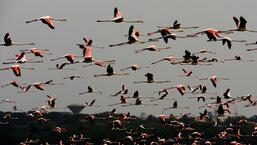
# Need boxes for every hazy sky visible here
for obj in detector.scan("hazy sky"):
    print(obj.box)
[1,0,257,117]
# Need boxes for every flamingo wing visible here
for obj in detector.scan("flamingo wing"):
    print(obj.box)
[4,33,12,45]
[41,18,54,29]
[233,17,239,27]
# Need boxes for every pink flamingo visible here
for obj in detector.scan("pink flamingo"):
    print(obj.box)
[135,44,172,53]
[120,64,149,71]
[79,47,115,67]
[97,7,143,23]
[1,80,20,88]
[51,53,77,64]
[157,19,199,30]
[163,100,189,110]
[208,36,246,49]
[0,64,34,77]
[200,75,228,87]
[187,28,232,41]
[26,16,66,29]
[0,33,35,46]
[151,55,175,65]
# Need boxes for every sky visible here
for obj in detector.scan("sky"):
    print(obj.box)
[1,0,257,117]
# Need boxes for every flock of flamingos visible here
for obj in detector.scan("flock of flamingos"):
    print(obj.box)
[1,7,257,145]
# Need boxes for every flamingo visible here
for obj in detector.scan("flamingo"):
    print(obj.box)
[79,86,102,95]
[63,75,85,80]
[85,99,96,107]
[79,47,115,67]
[187,85,199,93]
[224,16,257,33]
[133,73,171,83]
[193,49,216,55]
[157,19,199,30]
[120,64,149,71]
[1,80,20,88]
[111,84,128,96]
[245,41,257,46]
[179,68,192,77]
[76,37,104,49]
[151,55,175,65]
[187,28,232,41]
[94,64,129,77]
[150,89,172,102]
[109,25,150,47]
[162,84,186,95]
[200,75,228,87]
[135,44,172,53]
[148,28,191,43]
[97,7,143,23]
[208,36,246,49]
[223,88,231,99]
[1,99,16,104]
[0,64,34,77]
[163,101,189,110]
[223,55,253,62]
[217,104,231,116]
[27,47,50,57]
[109,95,128,106]
[19,80,61,92]
[0,33,35,46]
[47,95,57,108]
[25,16,66,29]
[48,63,75,70]
[51,53,76,63]
[3,54,43,64]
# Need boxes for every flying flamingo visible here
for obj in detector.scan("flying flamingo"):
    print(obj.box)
[24,47,51,57]
[161,84,186,96]
[25,16,66,29]
[76,37,104,49]
[200,75,229,87]
[224,16,257,33]
[0,33,35,46]
[79,86,102,95]
[0,64,34,77]
[223,55,253,62]
[63,75,85,80]
[157,19,199,30]
[94,64,129,77]
[133,73,171,83]
[135,44,172,53]
[187,28,232,41]
[120,64,150,71]
[179,68,193,77]
[78,47,115,67]
[151,55,175,65]
[208,36,246,49]
[51,53,77,64]
[1,99,16,104]
[19,80,62,92]
[109,25,151,47]
[3,55,43,64]
[1,80,20,88]
[245,41,257,46]
[109,95,128,106]
[193,49,216,55]
[163,100,189,110]
[187,85,199,93]
[48,63,75,70]
[148,28,192,43]
[47,95,57,108]
[110,84,128,96]
[150,89,173,102]
[97,7,143,23]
